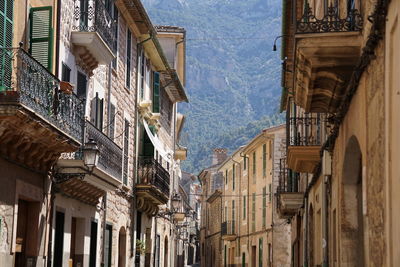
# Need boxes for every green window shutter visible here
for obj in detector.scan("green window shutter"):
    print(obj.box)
[252,193,256,232]
[259,238,263,267]
[263,144,267,177]
[262,187,266,228]
[243,155,247,170]
[29,6,53,70]
[225,169,228,185]
[153,72,160,113]
[109,103,116,140]
[0,0,13,91]
[253,151,256,183]
[232,165,235,190]
[243,196,246,219]
[269,184,272,202]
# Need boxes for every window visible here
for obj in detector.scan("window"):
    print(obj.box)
[112,4,118,69]
[253,151,256,183]
[90,92,104,130]
[269,141,272,159]
[243,195,246,220]
[269,184,272,202]
[77,71,87,99]
[139,49,145,99]
[29,6,53,69]
[153,72,160,112]
[123,119,129,185]
[0,0,13,91]
[108,103,116,140]
[126,29,131,88]
[259,238,263,267]
[225,169,228,185]
[262,187,266,228]
[61,63,71,82]
[243,156,247,170]
[232,164,235,190]
[252,193,256,232]
[232,200,235,223]
[263,144,267,178]
[79,0,89,28]
[104,224,112,267]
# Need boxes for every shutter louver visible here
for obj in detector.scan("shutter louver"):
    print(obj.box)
[109,103,115,139]
[153,72,160,113]
[77,72,87,98]
[0,0,13,91]
[29,7,52,70]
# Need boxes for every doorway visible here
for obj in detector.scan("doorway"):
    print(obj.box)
[341,136,364,266]
[251,245,256,267]
[54,211,65,267]
[164,236,168,267]
[118,227,127,267]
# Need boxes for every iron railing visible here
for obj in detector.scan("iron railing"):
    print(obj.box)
[73,0,117,53]
[221,221,236,236]
[86,121,122,180]
[0,48,84,142]
[137,156,170,197]
[277,158,299,194]
[288,116,323,146]
[296,3,363,33]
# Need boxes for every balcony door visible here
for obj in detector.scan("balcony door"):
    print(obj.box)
[140,126,154,157]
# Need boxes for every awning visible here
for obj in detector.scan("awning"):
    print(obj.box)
[142,119,173,162]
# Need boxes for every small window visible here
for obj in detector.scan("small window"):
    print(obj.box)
[243,195,246,220]
[126,30,131,88]
[232,164,235,190]
[77,71,87,99]
[123,119,130,185]
[61,63,71,82]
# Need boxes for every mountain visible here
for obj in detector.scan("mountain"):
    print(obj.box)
[142,0,283,173]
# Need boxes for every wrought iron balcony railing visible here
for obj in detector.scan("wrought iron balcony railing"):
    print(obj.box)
[297,3,363,34]
[86,121,123,179]
[73,0,117,53]
[137,156,170,197]
[288,116,323,146]
[0,48,84,142]
[277,158,299,194]
[221,221,236,236]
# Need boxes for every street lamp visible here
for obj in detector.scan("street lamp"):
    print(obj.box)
[82,138,100,173]
[171,193,182,212]
[272,35,290,51]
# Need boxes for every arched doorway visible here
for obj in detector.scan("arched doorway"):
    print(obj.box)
[118,227,126,267]
[164,236,168,267]
[341,136,364,266]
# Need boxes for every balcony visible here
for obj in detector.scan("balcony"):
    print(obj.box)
[135,156,170,212]
[0,48,84,172]
[56,121,123,205]
[221,221,236,241]
[287,116,322,173]
[277,159,304,218]
[294,4,363,113]
[71,0,116,74]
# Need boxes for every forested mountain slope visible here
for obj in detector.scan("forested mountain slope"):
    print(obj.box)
[142,0,283,173]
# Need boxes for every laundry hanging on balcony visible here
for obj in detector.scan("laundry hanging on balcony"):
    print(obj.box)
[142,119,173,162]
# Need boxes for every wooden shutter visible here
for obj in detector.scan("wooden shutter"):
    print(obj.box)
[90,94,98,125]
[29,6,53,70]
[77,72,87,98]
[153,72,160,113]
[96,98,104,130]
[263,144,267,177]
[0,0,13,91]
[109,103,115,139]
[126,30,131,88]
[262,187,266,228]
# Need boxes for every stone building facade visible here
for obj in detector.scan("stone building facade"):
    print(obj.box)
[278,0,399,266]
[199,149,228,267]
[0,0,188,267]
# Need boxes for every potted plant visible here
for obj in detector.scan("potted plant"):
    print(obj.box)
[136,239,146,255]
